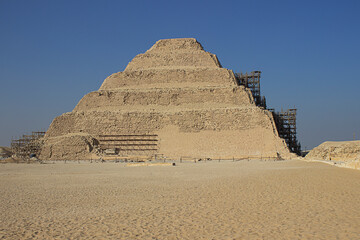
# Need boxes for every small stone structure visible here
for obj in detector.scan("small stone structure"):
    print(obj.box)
[40,38,292,160]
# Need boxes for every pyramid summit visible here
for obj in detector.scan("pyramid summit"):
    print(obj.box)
[40,38,292,160]
[100,38,229,90]
[147,38,205,52]
[124,38,222,71]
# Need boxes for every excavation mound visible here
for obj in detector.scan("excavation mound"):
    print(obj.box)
[305,141,360,161]
[0,147,12,158]
[40,38,291,160]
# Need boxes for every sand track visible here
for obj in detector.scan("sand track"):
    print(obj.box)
[1,160,359,239]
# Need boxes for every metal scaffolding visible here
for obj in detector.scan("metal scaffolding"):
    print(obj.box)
[235,69,301,155]
[234,71,266,108]
[269,109,301,154]
[11,131,46,159]
[98,134,159,156]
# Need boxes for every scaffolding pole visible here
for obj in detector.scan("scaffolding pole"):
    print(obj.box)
[270,109,301,154]
[11,131,46,159]
[234,71,266,108]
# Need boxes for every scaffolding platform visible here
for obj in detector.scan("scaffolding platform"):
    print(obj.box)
[234,71,266,108]
[269,109,301,154]
[11,131,46,159]
[98,134,159,156]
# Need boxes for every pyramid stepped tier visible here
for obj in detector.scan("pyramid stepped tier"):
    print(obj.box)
[124,38,222,71]
[42,107,287,159]
[74,86,254,112]
[147,38,206,52]
[100,67,236,90]
[46,107,276,137]
[124,51,222,71]
[40,38,292,160]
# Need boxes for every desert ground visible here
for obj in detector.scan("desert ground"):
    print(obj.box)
[0,160,359,239]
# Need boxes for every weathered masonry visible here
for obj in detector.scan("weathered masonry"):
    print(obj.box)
[40,38,297,160]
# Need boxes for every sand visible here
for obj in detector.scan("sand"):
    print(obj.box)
[1,160,360,239]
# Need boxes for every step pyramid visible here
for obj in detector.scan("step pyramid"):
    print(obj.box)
[40,38,291,160]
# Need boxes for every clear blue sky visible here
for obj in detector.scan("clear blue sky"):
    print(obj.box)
[1,0,359,149]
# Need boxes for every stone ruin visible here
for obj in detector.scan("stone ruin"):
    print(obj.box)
[39,38,294,160]
[306,141,360,162]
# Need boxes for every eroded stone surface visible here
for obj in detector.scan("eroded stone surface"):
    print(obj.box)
[40,38,291,160]
[306,141,360,161]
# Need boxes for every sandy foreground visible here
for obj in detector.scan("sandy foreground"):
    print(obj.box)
[0,160,359,239]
